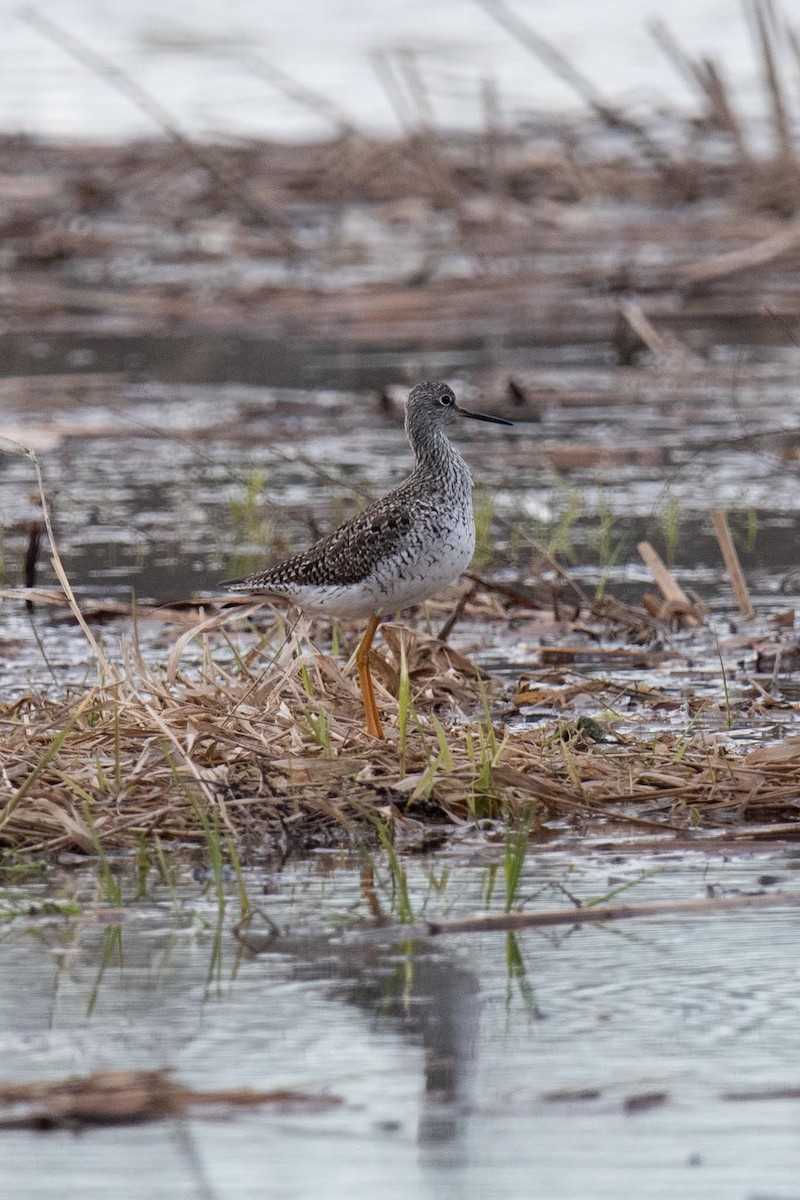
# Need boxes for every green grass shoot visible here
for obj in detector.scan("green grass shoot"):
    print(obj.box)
[81,801,123,906]
[546,479,582,562]
[481,862,498,908]
[593,495,625,597]
[584,866,666,908]
[473,485,496,566]
[373,816,414,923]
[306,705,332,756]
[397,635,411,775]
[503,813,530,912]
[226,835,252,920]
[135,838,150,898]
[505,931,539,1019]
[660,492,681,566]
[714,634,734,730]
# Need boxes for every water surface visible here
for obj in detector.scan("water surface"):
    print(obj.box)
[2,847,800,1198]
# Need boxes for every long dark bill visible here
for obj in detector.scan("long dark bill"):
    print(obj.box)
[456,405,513,426]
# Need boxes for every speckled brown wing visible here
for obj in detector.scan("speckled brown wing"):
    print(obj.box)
[225,490,419,591]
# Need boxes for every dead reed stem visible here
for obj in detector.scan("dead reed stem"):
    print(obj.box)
[427,889,800,935]
[637,541,702,627]
[711,508,755,619]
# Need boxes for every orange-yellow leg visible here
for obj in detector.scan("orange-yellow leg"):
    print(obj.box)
[355,613,384,739]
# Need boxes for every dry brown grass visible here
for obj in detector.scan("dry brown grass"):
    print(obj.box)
[2,595,800,858]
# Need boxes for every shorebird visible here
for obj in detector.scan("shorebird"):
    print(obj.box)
[225,381,512,738]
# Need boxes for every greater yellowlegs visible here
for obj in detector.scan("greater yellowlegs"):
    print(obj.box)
[225,381,512,738]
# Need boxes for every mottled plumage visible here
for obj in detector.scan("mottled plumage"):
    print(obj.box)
[226,382,510,616]
[225,380,512,736]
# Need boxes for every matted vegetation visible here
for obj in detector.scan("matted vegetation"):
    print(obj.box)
[2,578,800,857]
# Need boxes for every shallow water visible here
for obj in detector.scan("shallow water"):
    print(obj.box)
[2,847,800,1198]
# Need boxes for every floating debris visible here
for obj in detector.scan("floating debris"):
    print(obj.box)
[0,1069,341,1130]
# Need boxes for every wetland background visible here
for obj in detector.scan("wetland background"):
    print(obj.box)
[3,1,800,1197]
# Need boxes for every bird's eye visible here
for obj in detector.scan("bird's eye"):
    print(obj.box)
[439,393,453,406]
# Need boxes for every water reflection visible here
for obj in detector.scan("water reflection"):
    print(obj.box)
[2,850,800,1199]
[238,912,480,1150]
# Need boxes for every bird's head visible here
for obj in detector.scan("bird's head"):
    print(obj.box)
[404,381,512,438]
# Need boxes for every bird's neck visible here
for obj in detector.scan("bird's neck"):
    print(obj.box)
[409,425,471,487]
